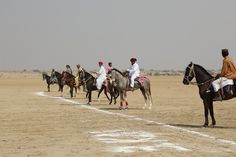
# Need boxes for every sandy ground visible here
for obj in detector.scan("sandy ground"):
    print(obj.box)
[0,72,236,157]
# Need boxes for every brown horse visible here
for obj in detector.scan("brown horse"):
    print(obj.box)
[61,71,77,98]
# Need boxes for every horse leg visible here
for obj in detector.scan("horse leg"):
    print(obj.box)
[119,91,124,110]
[75,86,77,94]
[147,92,153,110]
[70,87,73,98]
[140,88,147,109]
[124,91,128,109]
[203,100,209,127]
[148,86,153,109]
[74,87,77,97]
[97,86,103,101]
[114,88,119,105]
[88,90,92,105]
[48,84,50,92]
[209,100,216,126]
[103,86,111,104]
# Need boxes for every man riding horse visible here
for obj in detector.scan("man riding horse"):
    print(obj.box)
[50,69,58,84]
[127,58,140,90]
[96,61,107,91]
[212,49,236,101]
[76,64,87,92]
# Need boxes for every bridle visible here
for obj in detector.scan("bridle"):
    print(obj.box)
[184,63,214,86]
[184,63,195,84]
[79,70,93,83]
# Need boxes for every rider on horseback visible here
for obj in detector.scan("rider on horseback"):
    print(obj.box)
[96,61,107,90]
[106,62,113,74]
[50,69,58,84]
[127,58,140,89]
[65,65,73,74]
[76,64,87,92]
[212,49,236,101]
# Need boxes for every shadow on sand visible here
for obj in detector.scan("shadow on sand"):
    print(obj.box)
[99,107,144,111]
[147,123,236,129]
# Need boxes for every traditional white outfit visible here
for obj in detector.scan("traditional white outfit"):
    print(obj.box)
[127,62,140,88]
[96,65,107,90]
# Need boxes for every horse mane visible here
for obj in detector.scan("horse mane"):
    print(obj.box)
[194,64,213,78]
[84,71,95,79]
[55,71,61,75]
[111,68,125,76]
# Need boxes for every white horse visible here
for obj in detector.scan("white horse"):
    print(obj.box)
[108,68,153,110]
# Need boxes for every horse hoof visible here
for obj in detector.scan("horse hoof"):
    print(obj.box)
[148,107,152,110]
[142,107,146,110]
[210,124,216,128]
[203,124,208,128]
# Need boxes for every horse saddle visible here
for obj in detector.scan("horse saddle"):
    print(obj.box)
[128,76,146,87]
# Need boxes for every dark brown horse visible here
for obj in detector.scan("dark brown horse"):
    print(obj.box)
[54,71,64,92]
[42,71,64,92]
[183,62,236,127]
[61,71,77,98]
[42,72,52,92]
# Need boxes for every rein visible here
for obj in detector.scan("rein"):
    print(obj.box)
[82,71,94,83]
[189,78,214,86]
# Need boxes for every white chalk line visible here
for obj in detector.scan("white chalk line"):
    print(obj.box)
[35,92,236,148]
[89,130,191,153]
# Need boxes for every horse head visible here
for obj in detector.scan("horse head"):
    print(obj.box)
[183,62,213,85]
[42,72,49,80]
[183,62,195,85]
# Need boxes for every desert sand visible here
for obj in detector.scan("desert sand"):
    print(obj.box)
[0,72,235,157]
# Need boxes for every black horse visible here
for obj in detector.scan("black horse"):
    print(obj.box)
[61,71,77,98]
[42,72,52,92]
[183,62,236,127]
[79,70,117,104]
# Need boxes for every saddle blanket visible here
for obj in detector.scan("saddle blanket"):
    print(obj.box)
[212,77,234,92]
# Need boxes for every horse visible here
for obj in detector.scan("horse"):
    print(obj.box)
[42,72,52,92]
[108,68,153,110]
[78,70,116,104]
[183,62,236,127]
[54,71,64,92]
[61,71,77,98]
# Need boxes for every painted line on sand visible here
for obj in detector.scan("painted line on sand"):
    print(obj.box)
[35,92,236,148]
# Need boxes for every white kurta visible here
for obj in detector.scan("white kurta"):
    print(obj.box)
[96,66,107,90]
[127,62,140,87]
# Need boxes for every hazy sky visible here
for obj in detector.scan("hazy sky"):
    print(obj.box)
[1,0,236,71]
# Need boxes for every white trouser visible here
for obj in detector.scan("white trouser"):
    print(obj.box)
[96,76,106,90]
[130,74,139,88]
[212,77,234,92]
